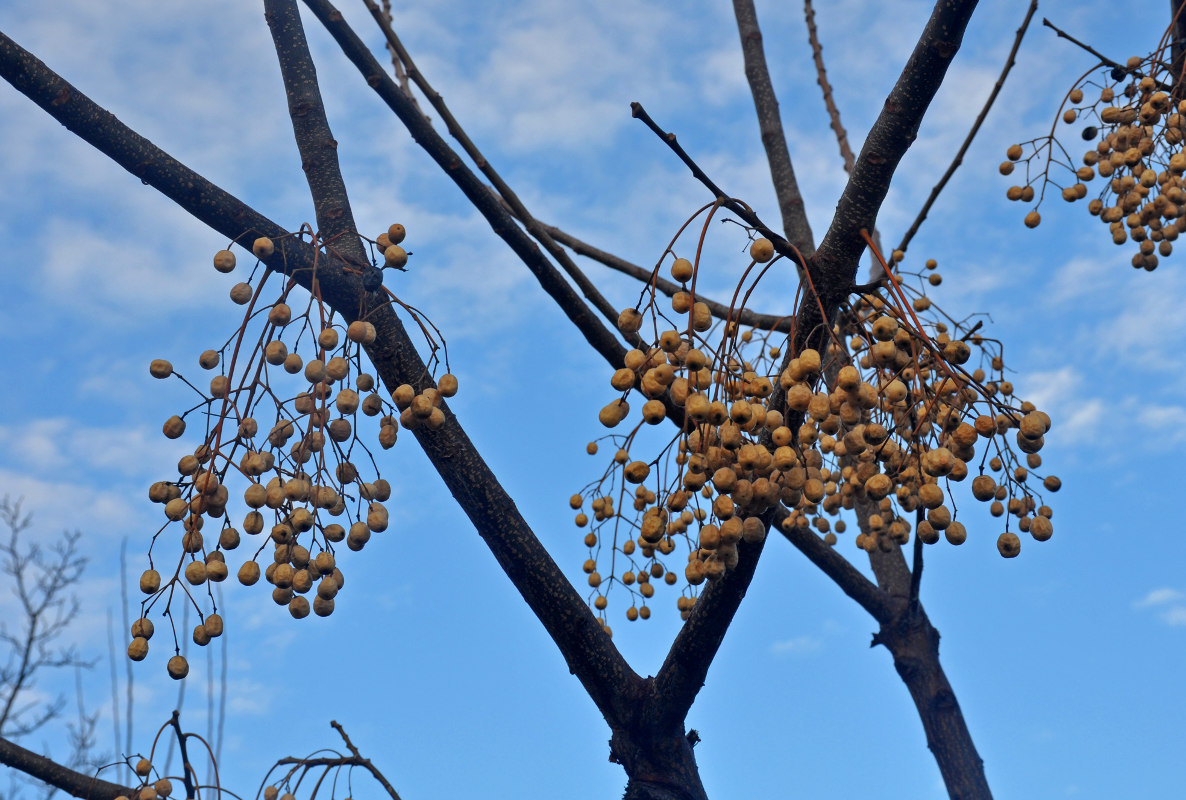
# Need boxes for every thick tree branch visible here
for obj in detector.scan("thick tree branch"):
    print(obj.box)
[264,0,366,263]
[0,735,131,800]
[731,0,815,255]
[297,0,629,370]
[774,505,896,624]
[649,534,769,731]
[813,0,979,297]
[0,28,639,729]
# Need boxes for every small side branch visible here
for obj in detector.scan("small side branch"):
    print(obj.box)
[330,721,403,800]
[1041,17,1121,69]
[773,505,896,624]
[540,221,794,333]
[629,102,808,275]
[804,0,856,175]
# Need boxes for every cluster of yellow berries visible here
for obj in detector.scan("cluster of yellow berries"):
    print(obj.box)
[575,234,1059,632]
[132,225,456,677]
[1006,51,1186,270]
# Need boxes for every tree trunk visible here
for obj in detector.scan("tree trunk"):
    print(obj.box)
[874,609,991,800]
[611,723,708,800]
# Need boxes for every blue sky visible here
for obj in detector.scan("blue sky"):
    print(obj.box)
[1,1,1183,798]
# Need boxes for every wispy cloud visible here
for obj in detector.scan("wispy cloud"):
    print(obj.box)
[1133,588,1186,627]
[770,635,822,655]
[1134,588,1184,608]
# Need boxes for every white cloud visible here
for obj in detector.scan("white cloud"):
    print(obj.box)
[1134,587,1184,608]
[1133,588,1186,628]
[770,634,822,655]
[1161,607,1186,627]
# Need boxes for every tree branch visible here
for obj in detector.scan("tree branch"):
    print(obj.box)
[804,0,856,175]
[357,0,624,331]
[297,0,629,369]
[0,28,640,729]
[1040,17,1120,69]
[0,735,132,800]
[731,0,815,255]
[264,0,366,264]
[812,0,980,297]
[774,504,896,624]
[896,0,1038,256]
[539,220,794,333]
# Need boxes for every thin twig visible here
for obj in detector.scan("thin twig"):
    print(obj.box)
[629,102,807,273]
[330,721,403,800]
[539,221,794,332]
[897,0,1038,255]
[377,0,427,120]
[1041,17,1121,69]
[167,711,198,800]
[804,0,856,174]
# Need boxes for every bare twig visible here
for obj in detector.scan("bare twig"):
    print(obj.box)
[629,102,808,275]
[804,0,856,174]
[330,721,403,800]
[539,221,794,332]
[0,500,90,740]
[1041,17,1121,69]
[377,0,426,120]
[897,0,1038,255]
[731,0,815,255]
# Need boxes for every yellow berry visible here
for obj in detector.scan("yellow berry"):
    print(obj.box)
[997,532,1021,558]
[127,637,149,661]
[749,238,775,263]
[384,245,408,268]
[670,258,694,282]
[167,655,189,680]
[213,250,236,273]
[252,237,274,259]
